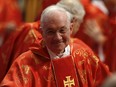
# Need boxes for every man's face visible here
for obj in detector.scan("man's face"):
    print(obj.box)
[41,12,72,54]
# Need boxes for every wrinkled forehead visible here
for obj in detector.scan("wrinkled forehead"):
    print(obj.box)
[41,11,70,28]
[47,11,67,22]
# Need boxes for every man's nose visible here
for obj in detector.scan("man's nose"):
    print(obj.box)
[54,32,62,40]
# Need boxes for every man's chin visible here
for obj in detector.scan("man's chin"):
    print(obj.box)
[52,47,65,53]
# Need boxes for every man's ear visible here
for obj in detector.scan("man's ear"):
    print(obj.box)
[71,16,78,23]
[70,17,75,34]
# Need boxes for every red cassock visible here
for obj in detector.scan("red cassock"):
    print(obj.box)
[0,22,42,82]
[0,38,110,87]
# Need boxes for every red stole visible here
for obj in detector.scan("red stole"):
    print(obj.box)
[52,56,79,87]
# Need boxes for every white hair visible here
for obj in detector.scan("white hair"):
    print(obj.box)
[40,5,72,28]
[56,0,85,23]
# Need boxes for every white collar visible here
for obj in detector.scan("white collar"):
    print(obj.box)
[47,45,70,59]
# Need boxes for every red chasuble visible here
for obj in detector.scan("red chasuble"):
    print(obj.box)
[0,38,110,87]
[52,56,79,87]
[0,22,42,82]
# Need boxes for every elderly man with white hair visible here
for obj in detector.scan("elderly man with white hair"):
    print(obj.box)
[0,2,110,87]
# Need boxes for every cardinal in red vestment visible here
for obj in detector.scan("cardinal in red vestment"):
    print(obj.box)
[0,22,42,82]
[0,5,110,87]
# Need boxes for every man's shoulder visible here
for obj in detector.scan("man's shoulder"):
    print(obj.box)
[14,49,48,66]
[71,38,100,65]
[71,38,93,52]
[14,50,36,65]
[15,50,32,60]
[71,38,97,58]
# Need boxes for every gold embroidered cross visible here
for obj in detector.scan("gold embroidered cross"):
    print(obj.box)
[63,76,75,87]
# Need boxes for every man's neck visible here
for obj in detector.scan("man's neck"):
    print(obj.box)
[47,45,70,59]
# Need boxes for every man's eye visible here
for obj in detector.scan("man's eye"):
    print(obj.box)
[46,31,54,34]
[60,28,66,33]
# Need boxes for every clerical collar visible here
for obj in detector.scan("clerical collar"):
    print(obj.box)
[47,45,70,59]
